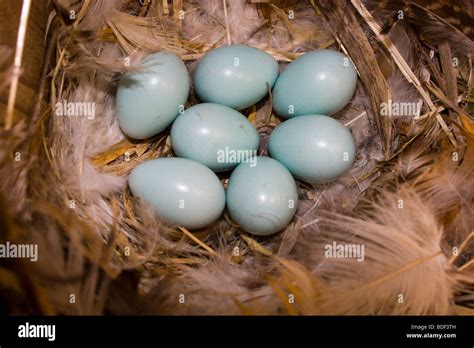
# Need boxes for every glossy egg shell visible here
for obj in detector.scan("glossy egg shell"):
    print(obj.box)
[171,103,259,172]
[226,156,298,236]
[268,114,356,183]
[128,157,225,229]
[193,45,279,110]
[272,49,357,118]
[116,52,190,139]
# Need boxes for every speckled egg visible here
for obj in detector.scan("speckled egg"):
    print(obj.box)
[193,45,279,110]
[226,156,298,236]
[272,49,357,118]
[171,103,259,172]
[116,52,189,139]
[128,157,225,229]
[268,114,356,183]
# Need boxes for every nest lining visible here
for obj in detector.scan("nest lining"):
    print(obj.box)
[1,0,474,315]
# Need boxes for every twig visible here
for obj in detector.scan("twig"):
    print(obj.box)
[31,29,58,128]
[315,0,392,159]
[438,42,458,105]
[350,0,457,147]
[352,175,363,192]
[351,0,431,104]
[222,0,231,45]
[5,0,31,130]
[301,218,321,229]
[303,190,325,218]
[178,226,219,256]
[240,234,273,257]
[458,259,474,272]
[344,111,367,127]
[449,231,474,266]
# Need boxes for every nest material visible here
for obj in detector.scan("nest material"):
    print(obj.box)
[1,0,474,315]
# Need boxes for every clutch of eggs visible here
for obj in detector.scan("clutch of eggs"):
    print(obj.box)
[119,46,358,235]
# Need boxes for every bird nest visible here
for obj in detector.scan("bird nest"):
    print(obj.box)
[1,0,474,315]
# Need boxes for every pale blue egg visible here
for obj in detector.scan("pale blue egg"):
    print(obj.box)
[116,52,189,139]
[272,49,357,118]
[268,115,356,183]
[171,103,259,172]
[193,45,279,110]
[128,157,225,229]
[226,156,298,236]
